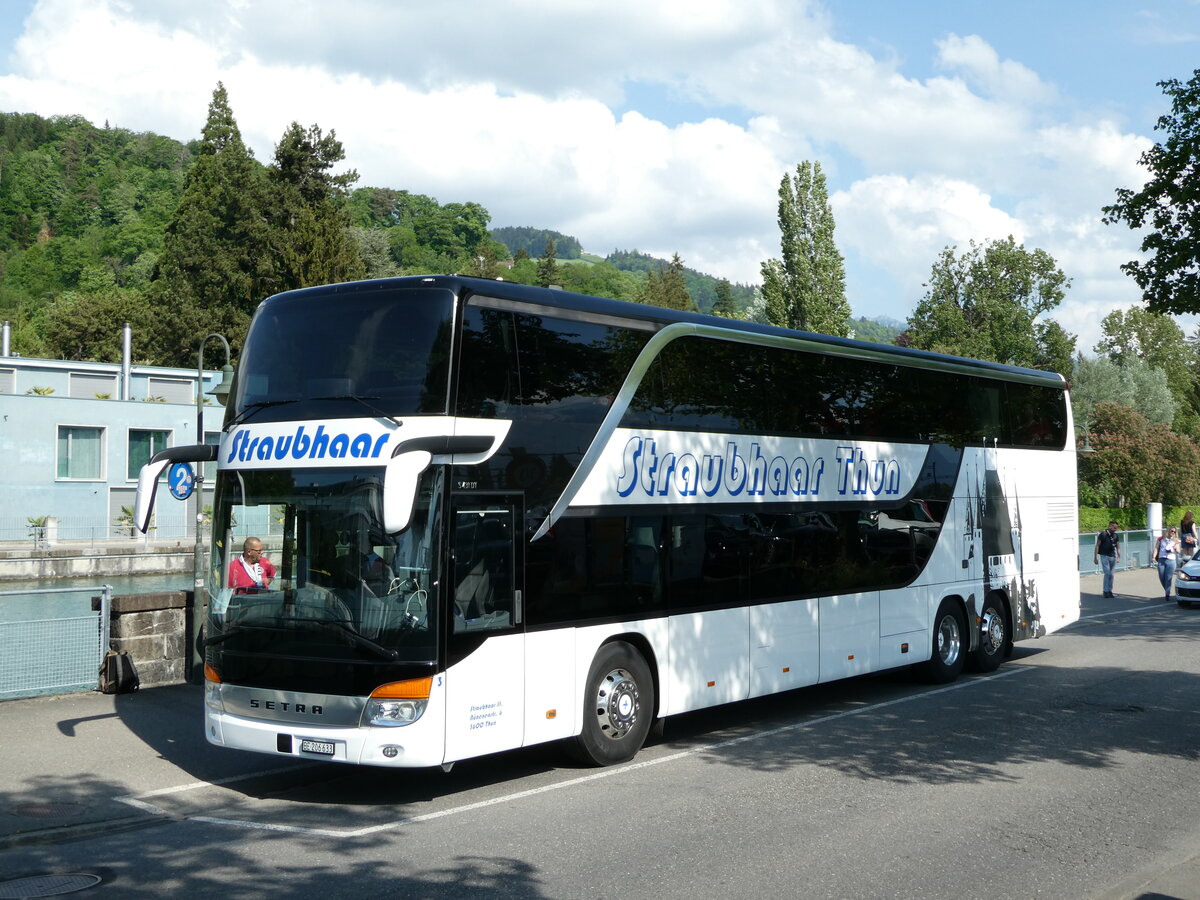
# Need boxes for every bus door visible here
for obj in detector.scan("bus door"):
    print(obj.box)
[442,495,525,763]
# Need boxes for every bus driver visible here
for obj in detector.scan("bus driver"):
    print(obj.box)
[228,537,276,592]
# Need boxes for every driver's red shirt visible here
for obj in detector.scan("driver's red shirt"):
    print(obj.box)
[227,556,276,590]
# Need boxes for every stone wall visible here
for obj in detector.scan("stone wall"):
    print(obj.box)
[94,591,193,687]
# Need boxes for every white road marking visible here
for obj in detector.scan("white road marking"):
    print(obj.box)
[125,667,1032,838]
[115,764,317,814]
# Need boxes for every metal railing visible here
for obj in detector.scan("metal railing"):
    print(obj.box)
[1078,530,1155,576]
[0,517,200,547]
[0,584,112,699]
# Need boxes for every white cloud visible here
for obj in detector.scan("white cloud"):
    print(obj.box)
[935,33,1056,105]
[0,0,1167,350]
[833,175,1023,298]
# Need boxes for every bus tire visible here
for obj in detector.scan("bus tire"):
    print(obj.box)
[570,641,654,766]
[969,595,1009,673]
[923,599,966,684]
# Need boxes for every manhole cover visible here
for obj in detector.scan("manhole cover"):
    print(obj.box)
[0,873,102,898]
[11,803,85,819]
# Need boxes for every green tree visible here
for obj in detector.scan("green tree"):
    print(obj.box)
[1071,355,1176,429]
[556,261,642,302]
[350,226,402,279]
[1102,68,1200,315]
[637,253,697,311]
[462,240,503,279]
[1094,307,1197,419]
[42,285,156,362]
[1084,402,1200,507]
[905,236,1076,371]
[536,238,559,288]
[711,278,737,318]
[267,121,364,292]
[148,82,273,363]
[759,161,850,336]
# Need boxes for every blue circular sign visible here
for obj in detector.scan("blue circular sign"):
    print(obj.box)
[168,462,196,500]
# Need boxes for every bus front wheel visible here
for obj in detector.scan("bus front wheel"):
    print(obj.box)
[570,642,654,766]
[923,599,966,684]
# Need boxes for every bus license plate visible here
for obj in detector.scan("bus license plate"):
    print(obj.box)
[300,739,335,756]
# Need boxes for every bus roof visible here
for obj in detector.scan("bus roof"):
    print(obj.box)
[264,274,1068,389]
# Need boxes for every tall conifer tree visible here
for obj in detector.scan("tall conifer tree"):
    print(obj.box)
[711,278,738,317]
[637,254,697,311]
[536,238,559,287]
[267,121,364,292]
[149,82,272,362]
[759,161,850,336]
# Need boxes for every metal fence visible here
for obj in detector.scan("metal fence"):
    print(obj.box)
[0,585,111,699]
[1078,530,1156,576]
[0,516,198,546]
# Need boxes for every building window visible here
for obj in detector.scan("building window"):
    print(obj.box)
[69,372,118,399]
[0,368,14,394]
[57,425,105,480]
[146,377,192,404]
[128,429,172,480]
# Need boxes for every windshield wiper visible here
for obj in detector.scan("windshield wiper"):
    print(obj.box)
[205,618,400,660]
[304,618,401,660]
[226,399,300,429]
[309,395,402,428]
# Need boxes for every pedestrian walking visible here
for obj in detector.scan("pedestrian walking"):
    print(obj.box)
[1180,510,1197,561]
[1094,521,1121,598]
[1155,527,1181,600]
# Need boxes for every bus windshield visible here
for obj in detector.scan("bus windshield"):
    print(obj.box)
[206,466,444,693]
[228,285,455,425]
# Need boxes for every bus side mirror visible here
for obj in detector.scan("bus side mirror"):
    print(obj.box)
[134,460,172,533]
[134,443,220,534]
[383,449,433,534]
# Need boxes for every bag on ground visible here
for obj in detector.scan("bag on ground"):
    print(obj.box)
[99,649,140,694]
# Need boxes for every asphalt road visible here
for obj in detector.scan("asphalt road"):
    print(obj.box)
[1,567,1198,899]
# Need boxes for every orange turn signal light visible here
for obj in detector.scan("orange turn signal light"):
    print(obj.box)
[370,677,434,700]
[204,663,222,683]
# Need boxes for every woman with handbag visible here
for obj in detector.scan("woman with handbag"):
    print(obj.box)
[1156,527,1181,601]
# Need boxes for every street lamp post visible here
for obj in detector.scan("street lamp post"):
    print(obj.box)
[192,334,234,683]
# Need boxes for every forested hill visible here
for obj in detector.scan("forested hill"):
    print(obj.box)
[600,249,757,314]
[486,234,757,314]
[490,225,583,259]
[0,107,889,366]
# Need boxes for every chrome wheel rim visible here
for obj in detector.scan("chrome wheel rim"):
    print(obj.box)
[593,667,640,740]
[980,608,1004,654]
[937,613,962,666]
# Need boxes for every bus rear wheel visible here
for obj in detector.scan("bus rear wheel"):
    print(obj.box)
[923,599,966,684]
[970,596,1009,673]
[570,642,654,766]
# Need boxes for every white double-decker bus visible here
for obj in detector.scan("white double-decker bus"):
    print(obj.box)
[138,275,1080,768]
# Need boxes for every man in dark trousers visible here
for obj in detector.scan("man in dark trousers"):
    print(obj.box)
[1094,521,1121,598]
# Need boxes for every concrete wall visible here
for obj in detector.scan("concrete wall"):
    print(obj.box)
[0,546,194,581]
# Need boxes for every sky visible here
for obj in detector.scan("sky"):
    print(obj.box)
[1,0,1198,354]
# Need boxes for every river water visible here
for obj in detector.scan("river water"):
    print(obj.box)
[0,573,194,623]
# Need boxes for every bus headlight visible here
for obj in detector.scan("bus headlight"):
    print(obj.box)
[364,676,433,728]
[367,698,427,726]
